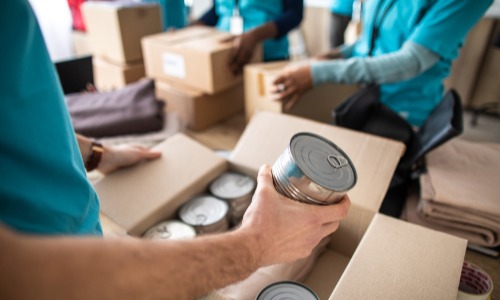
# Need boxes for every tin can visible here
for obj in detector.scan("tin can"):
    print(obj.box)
[179,195,229,234]
[256,281,319,300]
[210,171,255,226]
[272,132,357,205]
[143,220,196,241]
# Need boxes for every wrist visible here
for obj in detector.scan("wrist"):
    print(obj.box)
[85,141,104,172]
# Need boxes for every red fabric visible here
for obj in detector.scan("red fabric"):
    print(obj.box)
[67,0,86,31]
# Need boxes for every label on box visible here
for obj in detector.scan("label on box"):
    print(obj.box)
[162,52,186,79]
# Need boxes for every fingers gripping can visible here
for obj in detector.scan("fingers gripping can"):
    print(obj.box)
[272,132,357,205]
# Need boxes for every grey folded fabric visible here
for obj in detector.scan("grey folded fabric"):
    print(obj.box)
[406,139,500,247]
[66,79,165,138]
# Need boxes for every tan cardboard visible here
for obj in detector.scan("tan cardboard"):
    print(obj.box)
[244,61,359,123]
[155,80,244,131]
[71,30,92,56]
[93,56,145,92]
[94,111,466,299]
[82,2,162,64]
[142,26,262,94]
[94,134,227,236]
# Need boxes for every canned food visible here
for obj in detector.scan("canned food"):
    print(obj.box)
[143,220,196,241]
[179,195,229,234]
[210,171,255,226]
[256,281,319,300]
[272,132,357,205]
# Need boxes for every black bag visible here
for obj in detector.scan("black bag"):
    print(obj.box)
[332,84,463,216]
[66,79,165,138]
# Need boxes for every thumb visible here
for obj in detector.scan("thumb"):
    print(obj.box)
[257,164,272,186]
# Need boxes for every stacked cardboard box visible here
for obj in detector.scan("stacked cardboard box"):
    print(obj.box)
[244,61,359,123]
[94,112,466,299]
[82,2,163,91]
[142,26,262,130]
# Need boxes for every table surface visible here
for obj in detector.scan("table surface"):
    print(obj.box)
[99,113,500,299]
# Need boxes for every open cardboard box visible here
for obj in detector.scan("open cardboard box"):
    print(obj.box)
[94,112,466,299]
[142,26,262,95]
[244,61,359,123]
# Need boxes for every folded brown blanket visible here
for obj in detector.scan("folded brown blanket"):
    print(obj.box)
[408,139,500,247]
[66,79,165,138]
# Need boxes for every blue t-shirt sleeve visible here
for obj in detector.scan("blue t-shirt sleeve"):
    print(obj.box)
[199,1,219,27]
[273,0,303,38]
[330,0,354,16]
[409,0,492,61]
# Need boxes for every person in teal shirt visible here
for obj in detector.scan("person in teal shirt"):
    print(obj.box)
[272,0,493,128]
[0,3,350,298]
[330,0,355,48]
[195,0,304,74]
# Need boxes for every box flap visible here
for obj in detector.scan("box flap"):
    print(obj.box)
[94,133,227,236]
[142,26,217,46]
[302,249,351,300]
[330,214,467,300]
[230,112,405,212]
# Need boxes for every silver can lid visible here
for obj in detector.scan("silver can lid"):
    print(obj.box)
[209,172,255,200]
[256,281,319,300]
[179,195,229,226]
[290,132,357,192]
[143,220,196,240]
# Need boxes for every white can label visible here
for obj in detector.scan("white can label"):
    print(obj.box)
[162,52,186,78]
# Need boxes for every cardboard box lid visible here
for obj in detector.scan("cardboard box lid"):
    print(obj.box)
[142,26,218,47]
[94,133,227,236]
[330,214,467,300]
[230,112,405,213]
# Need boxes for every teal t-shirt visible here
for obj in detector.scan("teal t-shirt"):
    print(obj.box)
[352,0,492,126]
[0,0,102,236]
[215,0,289,61]
[330,0,354,16]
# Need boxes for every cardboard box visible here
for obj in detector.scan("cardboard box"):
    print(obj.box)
[94,112,466,299]
[142,26,262,94]
[93,56,145,91]
[155,80,244,131]
[82,2,162,64]
[71,30,92,56]
[244,61,359,123]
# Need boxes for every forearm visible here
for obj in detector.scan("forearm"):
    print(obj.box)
[247,22,279,43]
[311,41,439,85]
[0,226,260,300]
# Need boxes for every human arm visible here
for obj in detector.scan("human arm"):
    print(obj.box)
[0,164,350,300]
[227,0,303,74]
[272,41,439,110]
[193,1,218,26]
[76,134,161,174]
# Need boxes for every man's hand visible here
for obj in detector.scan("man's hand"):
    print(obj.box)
[271,64,313,111]
[223,31,259,75]
[97,144,161,174]
[240,164,350,267]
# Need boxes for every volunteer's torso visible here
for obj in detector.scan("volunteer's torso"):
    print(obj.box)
[352,0,482,126]
[215,0,289,61]
[0,0,102,236]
